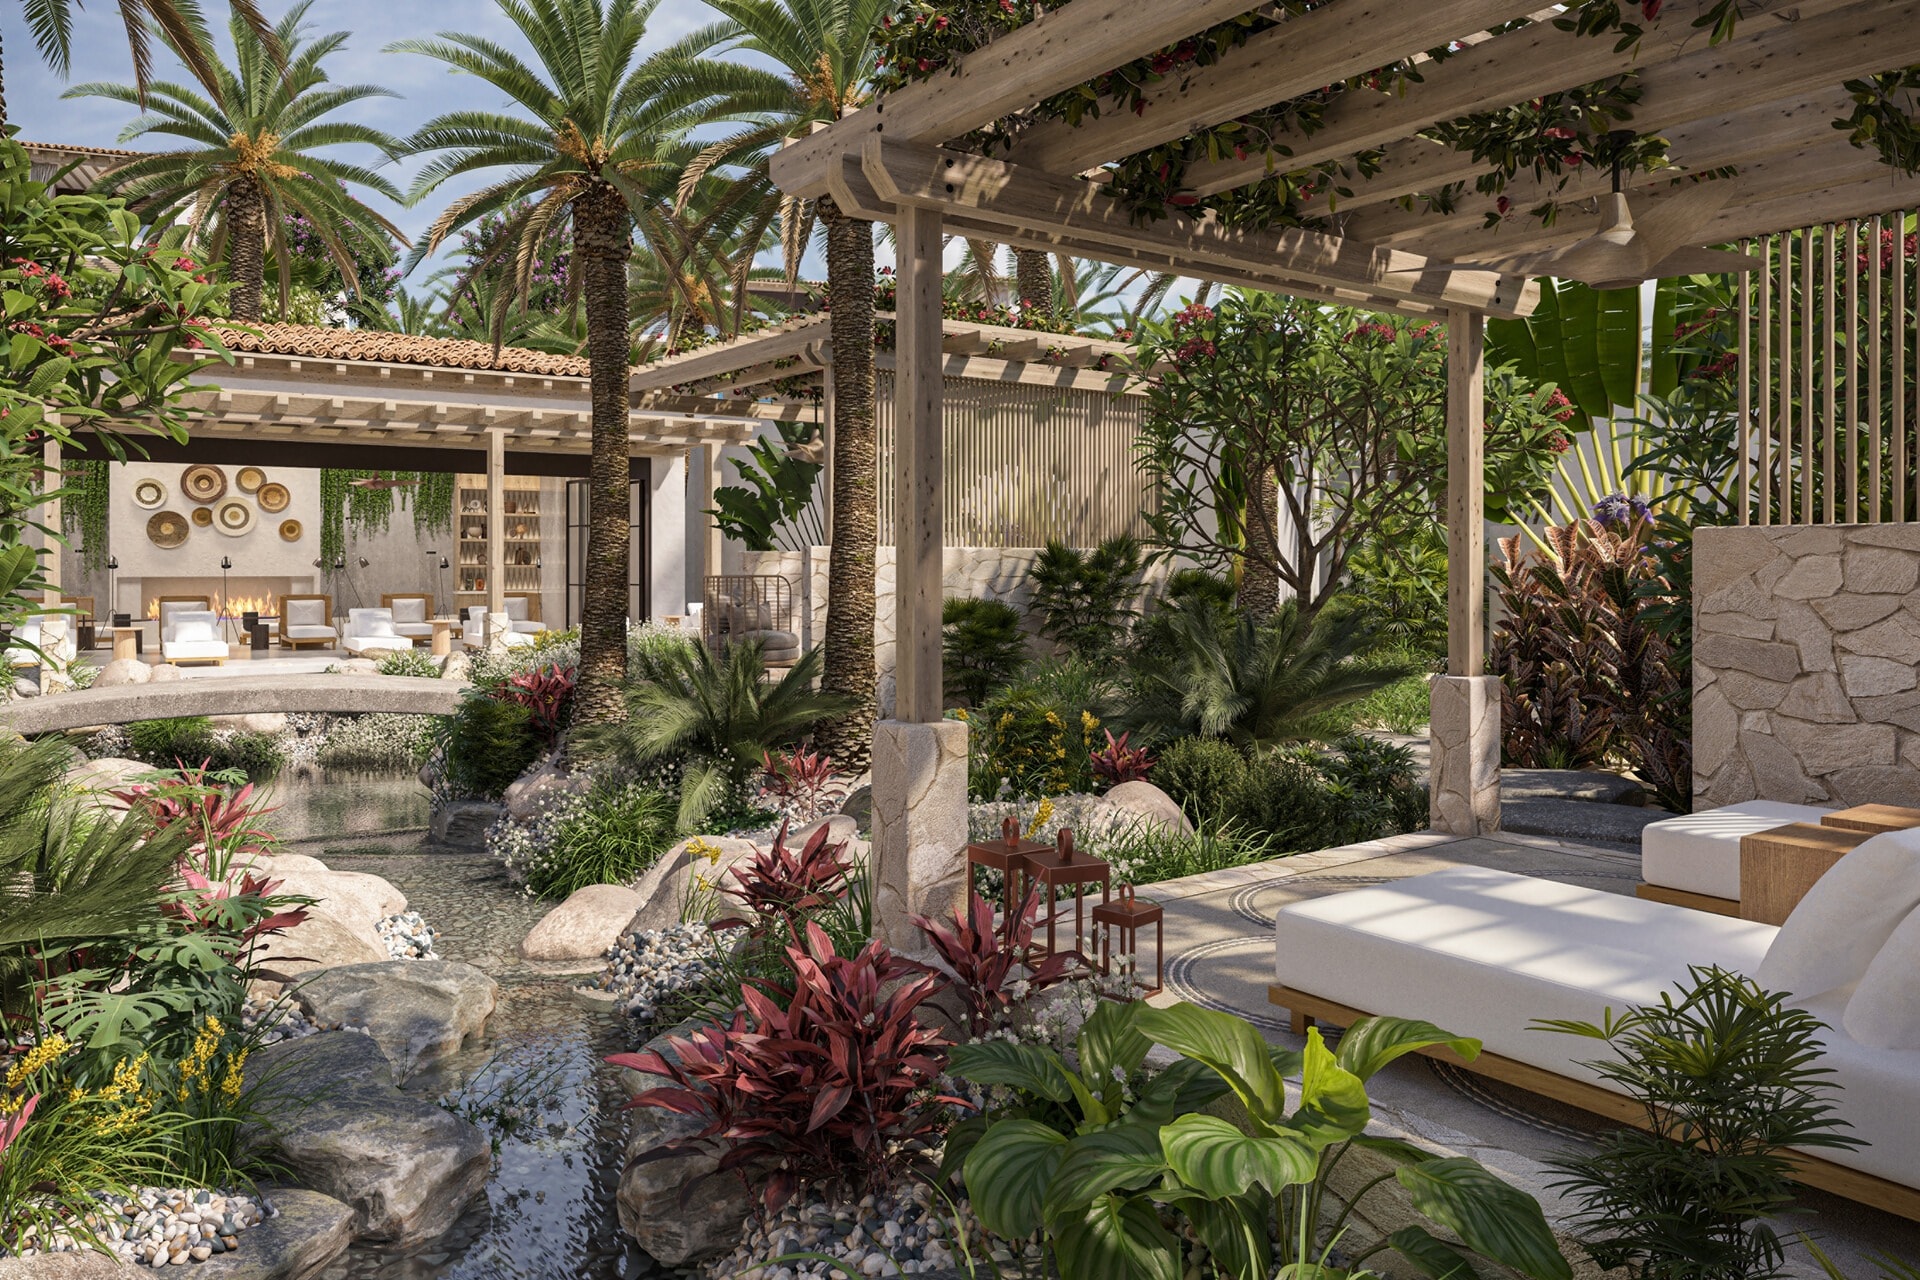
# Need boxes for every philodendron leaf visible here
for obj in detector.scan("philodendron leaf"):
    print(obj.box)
[1283,1027,1370,1149]
[1077,997,1152,1092]
[1168,1191,1272,1280]
[1051,1192,1182,1280]
[947,1039,1076,1104]
[1131,1057,1230,1124]
[1335,1015,1481,1082]
[1160,1113,1317,1199]
[1045,1123,1168,1217]
[962,1118,1068,1240]
[1396,1158,1573,1280]
[1388,1225,1484,1280]
[1135,1003,1288,1125]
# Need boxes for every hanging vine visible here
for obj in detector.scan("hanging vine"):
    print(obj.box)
[319,467,350,566]
[413,471,455,538]
[60,459,110,571]
[321,467,455,560]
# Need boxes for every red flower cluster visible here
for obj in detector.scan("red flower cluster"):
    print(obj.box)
[1546,389,1577,423]
[1170,301,1214,329]
[9,320,71,355]
[1347,321,1399,343]
[10,258,71,301]
[1690,351,1739,381]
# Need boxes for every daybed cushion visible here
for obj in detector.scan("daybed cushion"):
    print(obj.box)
[1273,866,1920,1189]
[284,625,337,641]
[285,599,327,628]
[1639,799,1834,900]
[389,597,427,625]
[1846,903,1920,1048]
[348,609,397,638]
[1756,826,1920,1000]
[393,622,434,639]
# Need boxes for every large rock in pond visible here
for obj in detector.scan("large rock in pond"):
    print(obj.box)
[519,883,643,963]
[293,960,496,1072]
[430,799,502,852]
[502,758,587,821]
[624,835,760,936]
[266,868,406,929]
[250,908,388,982]
[1098,780,1192,837]
[242,1032,489,1246]
[617,1033,754,1265]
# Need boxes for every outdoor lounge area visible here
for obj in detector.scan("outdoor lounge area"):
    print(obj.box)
[6,0,1920,1277]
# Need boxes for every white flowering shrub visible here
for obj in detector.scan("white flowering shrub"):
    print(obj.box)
[317,713,438,773]
[486,769,679,898]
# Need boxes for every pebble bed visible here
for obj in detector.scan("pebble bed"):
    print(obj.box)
[584,922,721,1022]
[240,991,370,1047]
[14,1187,268,1267]
[378,910,440,959]
[701,1183,983,1280]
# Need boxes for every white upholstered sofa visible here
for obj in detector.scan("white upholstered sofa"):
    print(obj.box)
[159,607,228,665]
[1637,798,1836,913]
[1272,843,1920,1214]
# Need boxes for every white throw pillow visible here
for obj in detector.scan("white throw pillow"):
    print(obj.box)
[390,597,427,624]
[504,597,529,621]
[286,599,325,628]
[1844,905,1920,1047]
[1756,827,1920,999]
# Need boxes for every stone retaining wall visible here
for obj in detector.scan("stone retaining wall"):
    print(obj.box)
[1695,523,1920,808]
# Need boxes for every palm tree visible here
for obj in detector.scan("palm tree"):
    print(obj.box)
[67,1,404,323]
[392,0,687,727]
[650,0,890,765]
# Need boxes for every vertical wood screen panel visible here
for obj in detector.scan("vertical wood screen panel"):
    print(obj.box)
[1738,211,1920,526]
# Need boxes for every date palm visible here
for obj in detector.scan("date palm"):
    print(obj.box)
[67,1,404,323]
[392,0,686,726]
[652,0,891,765]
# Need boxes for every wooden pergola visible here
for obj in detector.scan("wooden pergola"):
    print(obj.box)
[771,0,1920,848]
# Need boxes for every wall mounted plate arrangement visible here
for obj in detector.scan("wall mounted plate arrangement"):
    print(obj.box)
[147,511,188,549]
[255,482,291,513]
[191,506,214,527]
[236,467,266,494]
[278,519,302,542]
[182,465,227,503]
[214,498,255,536]
[132,478,167,509]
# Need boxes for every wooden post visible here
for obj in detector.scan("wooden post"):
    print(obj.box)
[704,443,724,583]
[1446,309,1485,677]
[894,203,945,723]
[486,430,506,618]
[40,436,60,608]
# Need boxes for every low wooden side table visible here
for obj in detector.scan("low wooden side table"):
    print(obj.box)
[1739,823,1871,925]
[109,628,139,662]
[1820,803,1920,835]
[430,618,457,657]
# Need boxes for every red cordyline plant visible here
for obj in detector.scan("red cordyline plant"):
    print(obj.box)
[612,921,960,1211]
[1089,729,1155,786]
[759,748,846,823]
[113,763,275,881]
[722,820,855,925]
[502,663,576,746]
[911,886,1071,1038]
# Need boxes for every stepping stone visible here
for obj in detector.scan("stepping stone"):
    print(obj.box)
[1501,768,1645,804]
[1501,798,1667,846]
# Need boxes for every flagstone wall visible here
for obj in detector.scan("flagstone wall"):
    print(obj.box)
[1695,524,1920,808]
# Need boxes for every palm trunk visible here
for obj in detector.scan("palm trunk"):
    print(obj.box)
[572,181,634,726]
[1014,248,1052,319]
[816,196,877,767]
[226,174,268,323]
[1,26,10,134]
[1239,463,1282,620]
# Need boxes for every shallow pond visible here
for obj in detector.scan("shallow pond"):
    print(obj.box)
[264,773,682,1280]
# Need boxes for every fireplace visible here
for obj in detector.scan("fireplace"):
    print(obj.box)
[139,576,303,621]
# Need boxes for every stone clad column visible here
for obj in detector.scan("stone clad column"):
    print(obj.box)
[1430,674,1500,834]
[870,204,967,950]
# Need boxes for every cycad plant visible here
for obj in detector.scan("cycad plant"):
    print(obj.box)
[582,641,856,829]
[68,0,404,323]
[1123,602,1413,751]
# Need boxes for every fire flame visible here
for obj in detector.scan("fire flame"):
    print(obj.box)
[145,593,278,619]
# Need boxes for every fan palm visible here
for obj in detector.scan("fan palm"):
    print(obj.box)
[66,1,404,323]
[650,0,890,765]
[1122,602,1415,751]
[392,0,691,727]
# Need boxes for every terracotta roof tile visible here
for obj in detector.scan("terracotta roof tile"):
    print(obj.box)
[22,140,151,160]
[213,323,596,378]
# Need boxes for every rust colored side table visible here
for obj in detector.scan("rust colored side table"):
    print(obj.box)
[1093,885,1164,998]
[1022,828,1110,970]
[963,817,1051,944]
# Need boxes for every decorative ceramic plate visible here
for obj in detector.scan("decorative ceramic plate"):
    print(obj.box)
[236,467,266,494]
[182,465,227,503]
[147,511,188,549]
[214,498,255,536]
[255,482,291,513]
[132,478,167,510]
[191,506,213,527]
[278,519,302,542]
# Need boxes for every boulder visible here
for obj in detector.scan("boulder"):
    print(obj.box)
[839,783,873,830]
[519,883,644,963]
[293,960,497,1072]
[147,663,184,682]
[439,651,472,682]
[242,1032,489,1246]
[1098,780,1193,837]
[616,1035,754,1265]
[212,711,289,736]
[250,908,389,982]
[64,756,154,795]
[625,835,760,936]
[791,813,860,849]
[502,758,587,821]
[430,799,502,852]
[337,658,380,675]
[10,678,37,699]
[247,852,333,876]
[92,657,150,687]
[0,1187,359,1280]
[265,868,406,932]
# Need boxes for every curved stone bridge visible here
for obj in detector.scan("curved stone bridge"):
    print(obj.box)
[5,674,467,736]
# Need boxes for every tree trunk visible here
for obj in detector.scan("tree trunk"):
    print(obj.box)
[226,174,268,323]
[1239,464,1282,620]
[1,26,10,134]
[816,196,878,767]
[1014,248,1052,319]
[571,181,634,726]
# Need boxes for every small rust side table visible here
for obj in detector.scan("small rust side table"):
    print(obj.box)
[1022,828,1110,970]
[964,817,1051,943]
[1093,885,1164,998]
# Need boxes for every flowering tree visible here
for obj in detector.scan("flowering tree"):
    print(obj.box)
[1135,290,1572,618]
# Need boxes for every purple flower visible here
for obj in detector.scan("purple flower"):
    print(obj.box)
[1593,493,1652,528]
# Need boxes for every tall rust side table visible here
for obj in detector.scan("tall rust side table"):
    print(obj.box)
[963,817,1051,944]
[1021,828,1110,970]
[1094,885,1164,998]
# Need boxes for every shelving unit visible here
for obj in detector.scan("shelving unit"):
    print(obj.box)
[455,476,545,611]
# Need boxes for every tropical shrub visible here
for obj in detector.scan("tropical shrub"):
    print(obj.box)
[501,662,577,747]
[1151,736,1249,823]
[757,747,846,824]
[435,693,541,801]
[721,820,856,925]
[124,717,286,780]
[942,597,1027,707]
[708,419,825,551]
[1539,967,1860,1280]
[614,921,958,1212]
[1225,738,1427,850]
[375,649,441,679]
[512,779,678,901]
[964,658,1116,799]
[1026,535,1142,662]
[1345,658,1435,735]
[1088,729,1154,786]
[912,886,1071,1039]
[1101,818,1275,887]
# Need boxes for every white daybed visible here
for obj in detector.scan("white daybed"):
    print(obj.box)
[1637,798,1836,914]
[1272,846,1920,1220]
[159,607,228,666]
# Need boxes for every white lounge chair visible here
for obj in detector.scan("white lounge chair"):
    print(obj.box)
[460,605,535,651]
[342,608,407,655]
[381,593,434,646]
[278,595,339,650]
[160,608,227,665]
[1637,799,1836,914]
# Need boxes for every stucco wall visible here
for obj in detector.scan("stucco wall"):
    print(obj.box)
[1694,523,1920,808]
